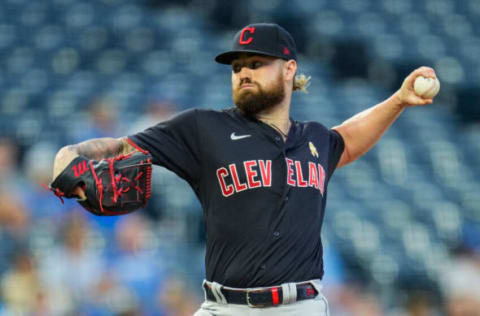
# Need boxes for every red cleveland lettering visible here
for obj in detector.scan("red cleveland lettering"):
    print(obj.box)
[286,159,325,194]
[286,158,296,186]
[216,167,234,197]
[259,160,272,186]
[295,161,307,187]
[308,162,319,190]
[216,159,325,197]
[229,164,248,192]
[318,163,326,195]
[244,160,261,189]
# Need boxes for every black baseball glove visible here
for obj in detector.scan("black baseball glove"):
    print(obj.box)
[48,151,153,216]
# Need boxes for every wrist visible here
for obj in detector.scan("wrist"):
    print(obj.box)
[390,92,408,111]
[52,146,79,180]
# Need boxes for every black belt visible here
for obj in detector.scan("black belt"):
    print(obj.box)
[204,282,318,308]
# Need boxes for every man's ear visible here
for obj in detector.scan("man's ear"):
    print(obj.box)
[284,60,297,81]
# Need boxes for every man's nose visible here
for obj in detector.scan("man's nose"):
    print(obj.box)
[238,66,252,80]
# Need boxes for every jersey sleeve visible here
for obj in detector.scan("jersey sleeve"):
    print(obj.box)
[127,109,201,185]
[327,129,345,180]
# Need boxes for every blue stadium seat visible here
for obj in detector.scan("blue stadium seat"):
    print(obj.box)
[0,0,478,306]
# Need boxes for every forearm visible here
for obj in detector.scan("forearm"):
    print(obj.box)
[67,137,127,159]
[333,93,406,167]
[52,137,134,180]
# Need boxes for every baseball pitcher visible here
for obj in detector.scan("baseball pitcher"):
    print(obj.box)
[50,23,438,315]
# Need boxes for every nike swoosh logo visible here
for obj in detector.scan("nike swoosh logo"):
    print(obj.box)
[230,132,251,140]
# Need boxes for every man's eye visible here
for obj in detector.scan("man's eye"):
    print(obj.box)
[250,61,262,69]
[232,64,241,73]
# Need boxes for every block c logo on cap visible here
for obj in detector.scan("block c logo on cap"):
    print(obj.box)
[239,27,255,45]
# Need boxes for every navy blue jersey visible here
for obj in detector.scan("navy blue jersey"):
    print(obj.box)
[128,107,344,288]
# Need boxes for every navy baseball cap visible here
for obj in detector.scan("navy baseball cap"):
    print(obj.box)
[215,23,297,65]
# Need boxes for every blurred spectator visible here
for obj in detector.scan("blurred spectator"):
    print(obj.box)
[329,283,383,316]
[403,290,441,316]
[22,141,73,220]
[110,213,168,313]
[0,190,30,236]
[0,250,47,315]
[0,188,31,274]
[0,137,24,194]
[441,246,480,316]
[23,141,57,189]
[158,276,199,316]
[89,272,143,316]
[37,211,106,314]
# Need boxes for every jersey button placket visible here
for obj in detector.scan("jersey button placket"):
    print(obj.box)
[273,231,280,239]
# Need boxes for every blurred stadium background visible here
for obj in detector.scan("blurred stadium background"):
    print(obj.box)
[0,0,479,315]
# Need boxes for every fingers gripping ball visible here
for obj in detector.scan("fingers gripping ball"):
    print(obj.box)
[48,151,153,216]
[414,76,440,99]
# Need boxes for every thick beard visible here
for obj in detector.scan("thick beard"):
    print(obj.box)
[233,73,285,117]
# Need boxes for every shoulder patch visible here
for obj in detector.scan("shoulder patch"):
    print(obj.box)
[309,141,319,158]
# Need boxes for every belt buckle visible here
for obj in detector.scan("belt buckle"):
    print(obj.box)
[246,290,266,308]
[246,290,256,308]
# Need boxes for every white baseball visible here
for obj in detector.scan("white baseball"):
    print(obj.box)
[413,76,440,99]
